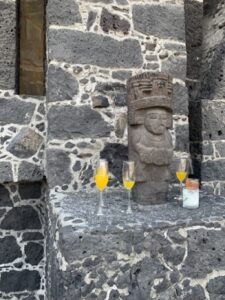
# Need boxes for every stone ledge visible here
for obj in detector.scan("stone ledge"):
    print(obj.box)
[49,190,225,232]
[48,190,225,299]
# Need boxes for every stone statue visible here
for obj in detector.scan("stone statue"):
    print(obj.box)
[127,72,173,205]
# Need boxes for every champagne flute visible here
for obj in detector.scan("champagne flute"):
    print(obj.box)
[122,161,135,213]
[94,159,109,216]
[176,158,188,202]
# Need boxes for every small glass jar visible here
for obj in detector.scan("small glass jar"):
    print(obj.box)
[183,179,199,209]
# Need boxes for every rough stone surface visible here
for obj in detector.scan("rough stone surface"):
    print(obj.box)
[112,71,132,81]
[202,100,225,140]
[100,8,130,34]
[161,55,187,81]
[25,242,44,265]
[23,232,44,241]
[47,65,79,102]
[175,124,189,152]
[202,159,225,181]
[0,184,12,207]
[115,113,127,138]
[0,236,22,264]
[49,29,143,68]
[185,0,203,80]
[48,190,225,300]
[0,1,16,89]
[47,0,82,25]
[0,162,13,183]
[207,276,225,297]
[87,11,97,31]
[0,270,41,293]
[92,95,109,108]
[200,41,225,100]
[18,162,44,182]
[172,83,189,115]
[0,98,35,125]
[48,105,113,139]
[19,182,42,199]
[100,143,128,183]
[133,4,185,41]
[46,149,72,188]
[6,127,43,158]
[1,206,42,230]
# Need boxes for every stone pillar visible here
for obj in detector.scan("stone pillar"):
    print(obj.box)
[185,0,203,179]
[199,0,225,195]
[46,0,189,194]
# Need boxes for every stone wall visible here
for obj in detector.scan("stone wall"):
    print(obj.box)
[0,2,47,299]
[46,0,189,193]
[0,182,46,300]
[0,0,46,184]
[47,190,225,300]
[199,0,225,196]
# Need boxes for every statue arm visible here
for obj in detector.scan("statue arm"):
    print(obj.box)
[136,144,172,165]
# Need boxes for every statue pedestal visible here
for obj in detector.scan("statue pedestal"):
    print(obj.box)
[47,189,225,300]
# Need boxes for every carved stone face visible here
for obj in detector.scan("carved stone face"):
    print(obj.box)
[144,108,169,135]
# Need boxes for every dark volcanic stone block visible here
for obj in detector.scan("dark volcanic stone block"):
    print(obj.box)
[25,242,44,265]
[1,206,41,230]
[161,55,187,81]
[202,100,225,140]
[18,162,44,182]
[200,42,225,100]
[0,98,35,125]
[182,228,225,278]
[46,149,72,188]
[112,71,132,81]
[100,143,128,182]
[87,11,97,31]
[100,8,130,34]
[49,29,143,68]
[175,124,189,152]
[172,83,189,115]
[189,100,202,142]
[19,182,42,199]
[47,65,79,102]
[133,4,185,41]
[0,270,41,292]
[6,127,43,158]
[92,95,109,108]
[202,159,225,181]
[0,184,12,207]
[47,0,81,25]
[207,276,225,296]
[0,1,16,89]
[185,0,203,80]
[0,162,13,183]
[48,105,113,139]
[0,236,22,264]
[23,232,44,241]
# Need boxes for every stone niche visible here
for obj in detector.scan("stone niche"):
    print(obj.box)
[47,190,225,300]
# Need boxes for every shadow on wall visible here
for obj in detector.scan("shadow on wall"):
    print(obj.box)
[184,0,203,180]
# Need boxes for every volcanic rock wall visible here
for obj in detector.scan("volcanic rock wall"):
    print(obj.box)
[46,0,189,192]
[0,1,46,299]
[200,0,225,195]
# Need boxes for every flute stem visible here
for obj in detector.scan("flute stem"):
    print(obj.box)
[127,190,132,214]
[97,191,103,216]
